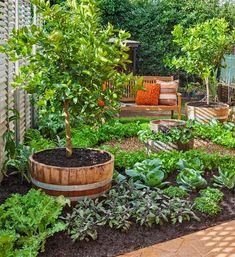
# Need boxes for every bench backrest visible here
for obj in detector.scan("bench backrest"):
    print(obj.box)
[121,76,174,102]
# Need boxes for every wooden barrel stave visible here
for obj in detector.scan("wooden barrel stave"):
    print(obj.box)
[186,103,229,123]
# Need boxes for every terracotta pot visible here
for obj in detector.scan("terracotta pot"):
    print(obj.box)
[150,119,186,133]
[186,102,229,123]
[29,148,114,201]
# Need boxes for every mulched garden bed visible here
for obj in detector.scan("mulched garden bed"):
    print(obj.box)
[0,173,234,257]
[1,138,235,257]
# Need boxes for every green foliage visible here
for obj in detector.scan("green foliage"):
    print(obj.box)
[1,0,132,154]
[163,186,189,198]
[138,122,194,144]
[199,187,224,202]
[100,0,235,76]
[126,159,167,187]
[65,182,199,241]
[194,188,224,216]
[100,146,148,168]
[0,189,68,256]
[97,121,143,142]
[213,167,235,189]
[169,18,235,102]
[25,129,56,151]
[176,158,207,190]
[4,145,34,182]
[194,120,235,148]
[194,197,221,216]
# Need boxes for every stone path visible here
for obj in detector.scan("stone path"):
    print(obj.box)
[118,220,235,257]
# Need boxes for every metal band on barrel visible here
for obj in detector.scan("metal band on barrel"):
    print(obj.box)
[31,177,112,191]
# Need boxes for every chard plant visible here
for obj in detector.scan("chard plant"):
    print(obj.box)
[1,0,132,157]
[169,18,235,104]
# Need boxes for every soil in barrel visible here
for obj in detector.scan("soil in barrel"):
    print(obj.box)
[33,148,111,168]
[188,102,227,108]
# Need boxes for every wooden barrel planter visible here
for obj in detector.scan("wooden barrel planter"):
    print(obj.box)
[146,139,194,154]
[186,102,230,123]
[150,119,186,133]
[29,148,114,201]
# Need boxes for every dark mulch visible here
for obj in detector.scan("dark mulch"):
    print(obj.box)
[33,148,111,167]
[1,174,234,257]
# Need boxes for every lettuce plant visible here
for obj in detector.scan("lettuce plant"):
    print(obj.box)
[126,159,167,187]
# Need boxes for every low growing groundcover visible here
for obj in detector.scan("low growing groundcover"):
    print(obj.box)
[1,118,235,257]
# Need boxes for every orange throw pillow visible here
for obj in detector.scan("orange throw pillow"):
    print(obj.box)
[135,83,160,105]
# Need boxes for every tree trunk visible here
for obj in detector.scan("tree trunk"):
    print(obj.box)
[205,78,210,105]
[63,100,72,157]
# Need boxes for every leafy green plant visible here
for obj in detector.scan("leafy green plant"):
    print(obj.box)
[213,167,235,189]
[1,0,132,157]
[0,189,68,256]
[169,18,235,104]
[194,197,221,216]
[65,182,199,241]
[163,186,189,198]
[176,169,207,191]
[199,187,224,202]
[126,159,167,187]
[4,145,34,182]
[100,146,148,169]
[138,122,194,145]
[194,187,224,216]
[194,120,235,148]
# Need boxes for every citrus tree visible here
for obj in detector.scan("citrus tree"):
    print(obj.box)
[169,18,235,104]
[1,0,132,157]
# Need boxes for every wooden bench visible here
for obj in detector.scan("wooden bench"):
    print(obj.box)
[120,76,182,120]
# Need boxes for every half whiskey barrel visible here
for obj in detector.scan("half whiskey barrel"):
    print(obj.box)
[29,148,114,201]
[186,102,229,123]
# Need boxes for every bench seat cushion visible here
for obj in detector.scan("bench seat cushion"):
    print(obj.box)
[135,83,160,105]
[159,81,179,106]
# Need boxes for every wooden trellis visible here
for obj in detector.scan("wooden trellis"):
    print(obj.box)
[0,0,34,169]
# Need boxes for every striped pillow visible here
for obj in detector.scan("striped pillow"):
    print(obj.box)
[159,80,179,106]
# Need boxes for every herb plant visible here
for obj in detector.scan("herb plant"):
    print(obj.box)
[65,182,199,241]
[194,187,224,216]
[0,189,68,256]
[163,186,189,198]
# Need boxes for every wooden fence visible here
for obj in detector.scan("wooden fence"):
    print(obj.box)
[0,0,33,169]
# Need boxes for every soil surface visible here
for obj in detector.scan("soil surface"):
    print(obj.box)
[187,101,228,108]
[101,137,145,152]
[0,173,234,257]
[194,139,235,155]
[33,148,111,167]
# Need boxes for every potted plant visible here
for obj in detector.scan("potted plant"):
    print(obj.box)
[169,18,235,123]
[1,0,132,200]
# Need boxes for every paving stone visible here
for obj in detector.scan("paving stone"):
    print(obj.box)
[117,220,235,257]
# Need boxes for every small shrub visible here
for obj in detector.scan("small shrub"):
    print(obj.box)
[194,197,221,216]
[199,188,224,202]
[163,186,189,198]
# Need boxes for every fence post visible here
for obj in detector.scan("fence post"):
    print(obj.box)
[14,0,20,145]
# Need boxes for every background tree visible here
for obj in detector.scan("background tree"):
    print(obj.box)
[1,0,132,157]
[168,18,235,104]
